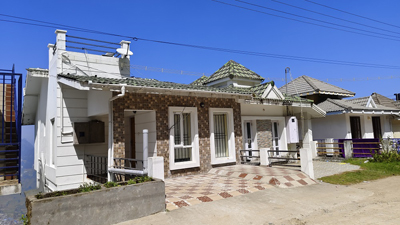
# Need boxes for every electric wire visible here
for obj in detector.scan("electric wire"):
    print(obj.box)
[271,0,400,35]
[231,0,400,40]
[304,0,400,30]
[1,13,400,70]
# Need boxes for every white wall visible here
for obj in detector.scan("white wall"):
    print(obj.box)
[60,51,130,78]
[312,114,349,140]
[54,85,108,191]
[241,104,285,117]
[87,90,112,116]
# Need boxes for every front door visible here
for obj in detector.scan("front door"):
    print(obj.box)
[244,121,252,158]
[272,121,279,155]
[350,116,362,139]
[372,117,382,139]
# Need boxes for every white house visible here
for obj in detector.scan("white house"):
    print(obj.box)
[23,30,324,192]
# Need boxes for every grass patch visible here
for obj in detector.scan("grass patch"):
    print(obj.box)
[319,158,400,185]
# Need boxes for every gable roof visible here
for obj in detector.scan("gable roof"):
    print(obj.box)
[279,75,355,97]
[317,98,399,114]
[371,92,400,109]
[193,60,264,85]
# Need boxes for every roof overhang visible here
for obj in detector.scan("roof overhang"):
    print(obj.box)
[57,76,253,100]
[22,68,49,125]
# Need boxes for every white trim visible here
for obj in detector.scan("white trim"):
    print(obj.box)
[366,96,377,108]
[168,107,200,170]
[209,108,236,165]
[261,85,284,100]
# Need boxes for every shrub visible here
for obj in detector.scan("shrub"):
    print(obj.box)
[370,137,400,162]
[104,181,119,188]
[78,183,101,192]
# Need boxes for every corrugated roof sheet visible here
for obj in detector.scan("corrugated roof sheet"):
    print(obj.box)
[279,75,355,97]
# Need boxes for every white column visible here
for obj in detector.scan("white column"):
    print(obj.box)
[143,129,148,173]
[300,148,315,179]
[344,140,353,159]
[55,30,67,51]
[260,148,270,166]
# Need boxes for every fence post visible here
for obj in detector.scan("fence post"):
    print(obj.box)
[325,138,334,156]
[260,148,270,166]
[344,140,353,159]
[300,148,315,179]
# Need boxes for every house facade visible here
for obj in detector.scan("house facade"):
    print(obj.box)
[280,76,400,140]
[23,30,324,192]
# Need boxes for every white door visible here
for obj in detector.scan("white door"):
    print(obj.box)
[272,121,280,156]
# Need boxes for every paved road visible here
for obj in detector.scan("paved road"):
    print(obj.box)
[119,176,400,225]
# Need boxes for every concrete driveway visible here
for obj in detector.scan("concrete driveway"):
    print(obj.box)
[165,164,317,211]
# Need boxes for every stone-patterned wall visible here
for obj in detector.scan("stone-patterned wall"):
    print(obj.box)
[256,120,272,149]
[113,92,242,178]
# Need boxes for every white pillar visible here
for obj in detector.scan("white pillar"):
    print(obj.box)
[55,29,67,51]
[260,148,270,166]
[143,129,148,173]
[344,140,353,159]
[148,157,164,181]
[325,138,334,156]
[300,148,314,179]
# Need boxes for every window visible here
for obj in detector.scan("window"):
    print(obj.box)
[169,107,199,170]
[209,108,236,165]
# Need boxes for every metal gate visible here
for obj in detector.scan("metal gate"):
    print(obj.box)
[0,65,22,183]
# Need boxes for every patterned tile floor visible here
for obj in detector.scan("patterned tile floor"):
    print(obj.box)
[165,165,317,211]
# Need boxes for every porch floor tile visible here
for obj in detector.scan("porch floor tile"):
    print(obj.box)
[165,164,316,211]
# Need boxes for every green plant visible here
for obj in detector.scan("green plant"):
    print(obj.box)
[35,192,44,199]
[78,183,101,192]
[104,181,119,188]
[127,179,136,185]
[137,176,152,183]
[370,137,400,162]
[20,214,29,225]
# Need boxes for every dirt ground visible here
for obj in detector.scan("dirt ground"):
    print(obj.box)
[119,176,400,225]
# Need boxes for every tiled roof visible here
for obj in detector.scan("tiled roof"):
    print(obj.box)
[279,75,355,97]
[59,74,302,102]
[371,92,400,109]
[198,60,264,85]
[317,98,399,113]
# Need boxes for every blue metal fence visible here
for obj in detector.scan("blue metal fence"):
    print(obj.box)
[0,65,22,182]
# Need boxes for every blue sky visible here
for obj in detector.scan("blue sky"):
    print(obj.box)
[1,0,400,99]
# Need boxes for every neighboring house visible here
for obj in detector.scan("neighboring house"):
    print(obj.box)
[281,76,400,140]
[22,30,324,192]
[370,92,400,138]
[279,75,355,104]
[191,61,325,155]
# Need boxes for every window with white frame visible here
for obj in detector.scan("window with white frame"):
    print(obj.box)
[169,107,199,170]
[209,108,236,165]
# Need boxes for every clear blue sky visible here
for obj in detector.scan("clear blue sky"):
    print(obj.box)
[1,0,400,99]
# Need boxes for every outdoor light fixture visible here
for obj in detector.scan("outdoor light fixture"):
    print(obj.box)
[200,102,205,108]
